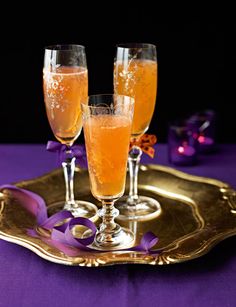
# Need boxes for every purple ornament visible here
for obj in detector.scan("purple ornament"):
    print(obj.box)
[168,120,199,166]
[187,110,216,153]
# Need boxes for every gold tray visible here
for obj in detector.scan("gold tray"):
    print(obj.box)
[0,165,236,267]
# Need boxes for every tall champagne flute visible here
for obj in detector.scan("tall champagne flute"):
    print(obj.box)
[43,44,97,219]
[81,94,134,249]
[114,43,161,221]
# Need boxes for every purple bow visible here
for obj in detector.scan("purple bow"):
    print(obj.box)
[0,185,160,257]
[46,141,87,168]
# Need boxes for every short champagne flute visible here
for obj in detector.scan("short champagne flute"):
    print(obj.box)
[43,44,97,219]
[114,43,161,221]
[81,94,134,249]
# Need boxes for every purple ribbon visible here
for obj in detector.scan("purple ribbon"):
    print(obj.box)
[127,232,159,254]
[0,184,48,224]
[0,185,160,256]
[46,141,87,168]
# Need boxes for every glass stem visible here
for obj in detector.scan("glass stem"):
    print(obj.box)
[128,146,142,203]
[96,200,120,244]
[99,200,119,233]
[62,150,77,209]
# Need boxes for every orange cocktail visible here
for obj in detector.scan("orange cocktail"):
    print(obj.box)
[42,44,97,220]
[83,115,132,199]
[43,66,88,145]
[81,94,134,249]
[113,44,161,221]
[114,59,157,138]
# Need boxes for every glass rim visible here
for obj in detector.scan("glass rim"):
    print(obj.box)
[81,94,134,109]
[116,42,156,50]
[44,44,85,51]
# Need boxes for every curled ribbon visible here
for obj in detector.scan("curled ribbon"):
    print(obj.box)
[130,134,157,158]
[0,185,160,257]
[46,141,87,168]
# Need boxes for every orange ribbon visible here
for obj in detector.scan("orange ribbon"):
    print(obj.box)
[130,134,157,158]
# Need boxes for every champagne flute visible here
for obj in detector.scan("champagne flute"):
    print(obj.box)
[114,43,161,221]
[81,94,134,249]
[43,44,97,219]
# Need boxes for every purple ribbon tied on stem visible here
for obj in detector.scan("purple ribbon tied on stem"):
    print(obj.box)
[0,185,161,257]
[46,141,87,168]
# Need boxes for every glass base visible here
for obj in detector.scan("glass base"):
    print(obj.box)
[91,224,134,251]
[115,195,161,221]
[47,200,98,222]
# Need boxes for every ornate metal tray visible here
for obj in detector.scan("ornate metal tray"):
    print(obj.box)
[0,165,236,266]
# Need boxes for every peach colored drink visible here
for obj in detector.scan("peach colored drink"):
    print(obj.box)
[43,66,88,145]
[84,115,132,198]
[114,59,157,138]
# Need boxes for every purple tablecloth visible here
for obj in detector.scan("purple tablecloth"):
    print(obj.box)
[0,144,236,307]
